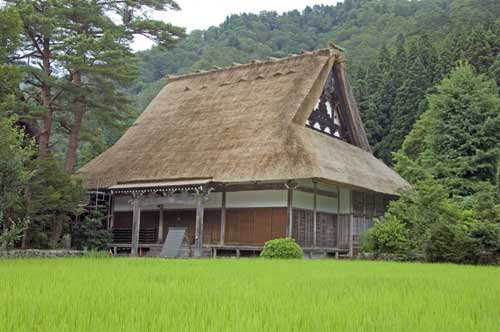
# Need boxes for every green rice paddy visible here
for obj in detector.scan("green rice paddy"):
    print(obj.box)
[1,258,499,331]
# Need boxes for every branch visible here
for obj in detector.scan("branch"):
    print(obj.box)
[27,30,44,56]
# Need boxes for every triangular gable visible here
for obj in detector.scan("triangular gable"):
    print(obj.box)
[293,49,371,152]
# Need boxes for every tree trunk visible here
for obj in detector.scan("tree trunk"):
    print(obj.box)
[37,39,53,157]
[64,71,85,173]
[49,216,64,249]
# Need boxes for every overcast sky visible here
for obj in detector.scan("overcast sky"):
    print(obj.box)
[132,0,340,51]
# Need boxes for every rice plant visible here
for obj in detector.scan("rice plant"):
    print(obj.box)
[0,258,498,331]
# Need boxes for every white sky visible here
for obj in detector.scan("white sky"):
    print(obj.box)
[132,0,340,51]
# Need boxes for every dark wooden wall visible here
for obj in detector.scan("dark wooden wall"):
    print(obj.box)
[352,191,393,245]
[114,211,159,229]
[292,209,338,248]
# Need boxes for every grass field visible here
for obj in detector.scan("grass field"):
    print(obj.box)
[0,258,499,332]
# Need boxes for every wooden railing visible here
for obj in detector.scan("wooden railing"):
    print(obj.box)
[112,228,158,244]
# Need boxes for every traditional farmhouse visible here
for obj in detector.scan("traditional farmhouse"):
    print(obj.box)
[77,44,408,258]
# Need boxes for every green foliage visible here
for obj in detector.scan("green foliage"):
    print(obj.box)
[260,238,303,259]
[362,217,410,255]
[0,117,34,216]
[397,64,500,196]
[425,221,472,263]
[0,7,22,114]
[72,211,112,251]
[2,0,185,171]
[365,178,500,264]
[0,216,29,250]
[425,220,500,265]
[26,156,85,249]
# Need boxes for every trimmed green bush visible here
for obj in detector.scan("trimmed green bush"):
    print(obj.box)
[260,238,303,259]
[362,217,410,255]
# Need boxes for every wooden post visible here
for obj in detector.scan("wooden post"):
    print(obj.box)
[194,194,205,257]
[157,204,164,243]
[108,196,114,231]
[349,214,354,258]
[313,181,317,247]
[336,186,341,247]
[287,186,293,238]
[348,190,354,258]
[131,199,141,257]
[220,186,226,245]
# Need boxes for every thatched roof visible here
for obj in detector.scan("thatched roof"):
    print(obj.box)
[77,46,409,195]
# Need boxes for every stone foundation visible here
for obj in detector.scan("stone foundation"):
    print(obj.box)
[0,249,83,258]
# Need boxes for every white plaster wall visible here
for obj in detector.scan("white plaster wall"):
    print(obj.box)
[293,191,314,210]
[338,187,351,214]
[112,188,349,212]
[226,190,287,208]
[317,181,339,194]
[317,195,337,213]
[293,189,338,213]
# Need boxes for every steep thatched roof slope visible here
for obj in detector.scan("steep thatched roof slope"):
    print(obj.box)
[77,47,408,194]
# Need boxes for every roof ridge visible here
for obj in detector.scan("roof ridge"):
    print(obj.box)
[166,47,339,82]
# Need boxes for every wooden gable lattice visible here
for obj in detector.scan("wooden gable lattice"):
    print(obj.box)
[306,69,353,145]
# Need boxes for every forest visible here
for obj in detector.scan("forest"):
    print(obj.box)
[0,0,499,263]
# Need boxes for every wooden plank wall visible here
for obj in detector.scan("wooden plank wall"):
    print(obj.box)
[225,207,287,245]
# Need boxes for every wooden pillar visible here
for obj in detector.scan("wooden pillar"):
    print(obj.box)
[108,196,114,231]
[220,186,226,245]
[313,181,317,247]
[157,204,164,243]
[287,186,293,238]
[348,190,354,258]
[336,186,341,247]
[131,199,141,257]
[194,194,205,257]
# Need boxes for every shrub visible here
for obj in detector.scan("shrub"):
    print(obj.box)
[424,222,471,263]
[0,215,29,250]
[362,216,410,255]
[467,222,500,264]
[424,221,500,264]
[260,238,303,259]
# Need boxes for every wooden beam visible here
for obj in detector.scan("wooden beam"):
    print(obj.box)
[138,195,198,207]
[313,181,317,247]
[130,200,141,257]
[220,186,226,245]
[194,195,205,257]
[287,186,293,237]
[158,204,164,243]
[224,182,286,192]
